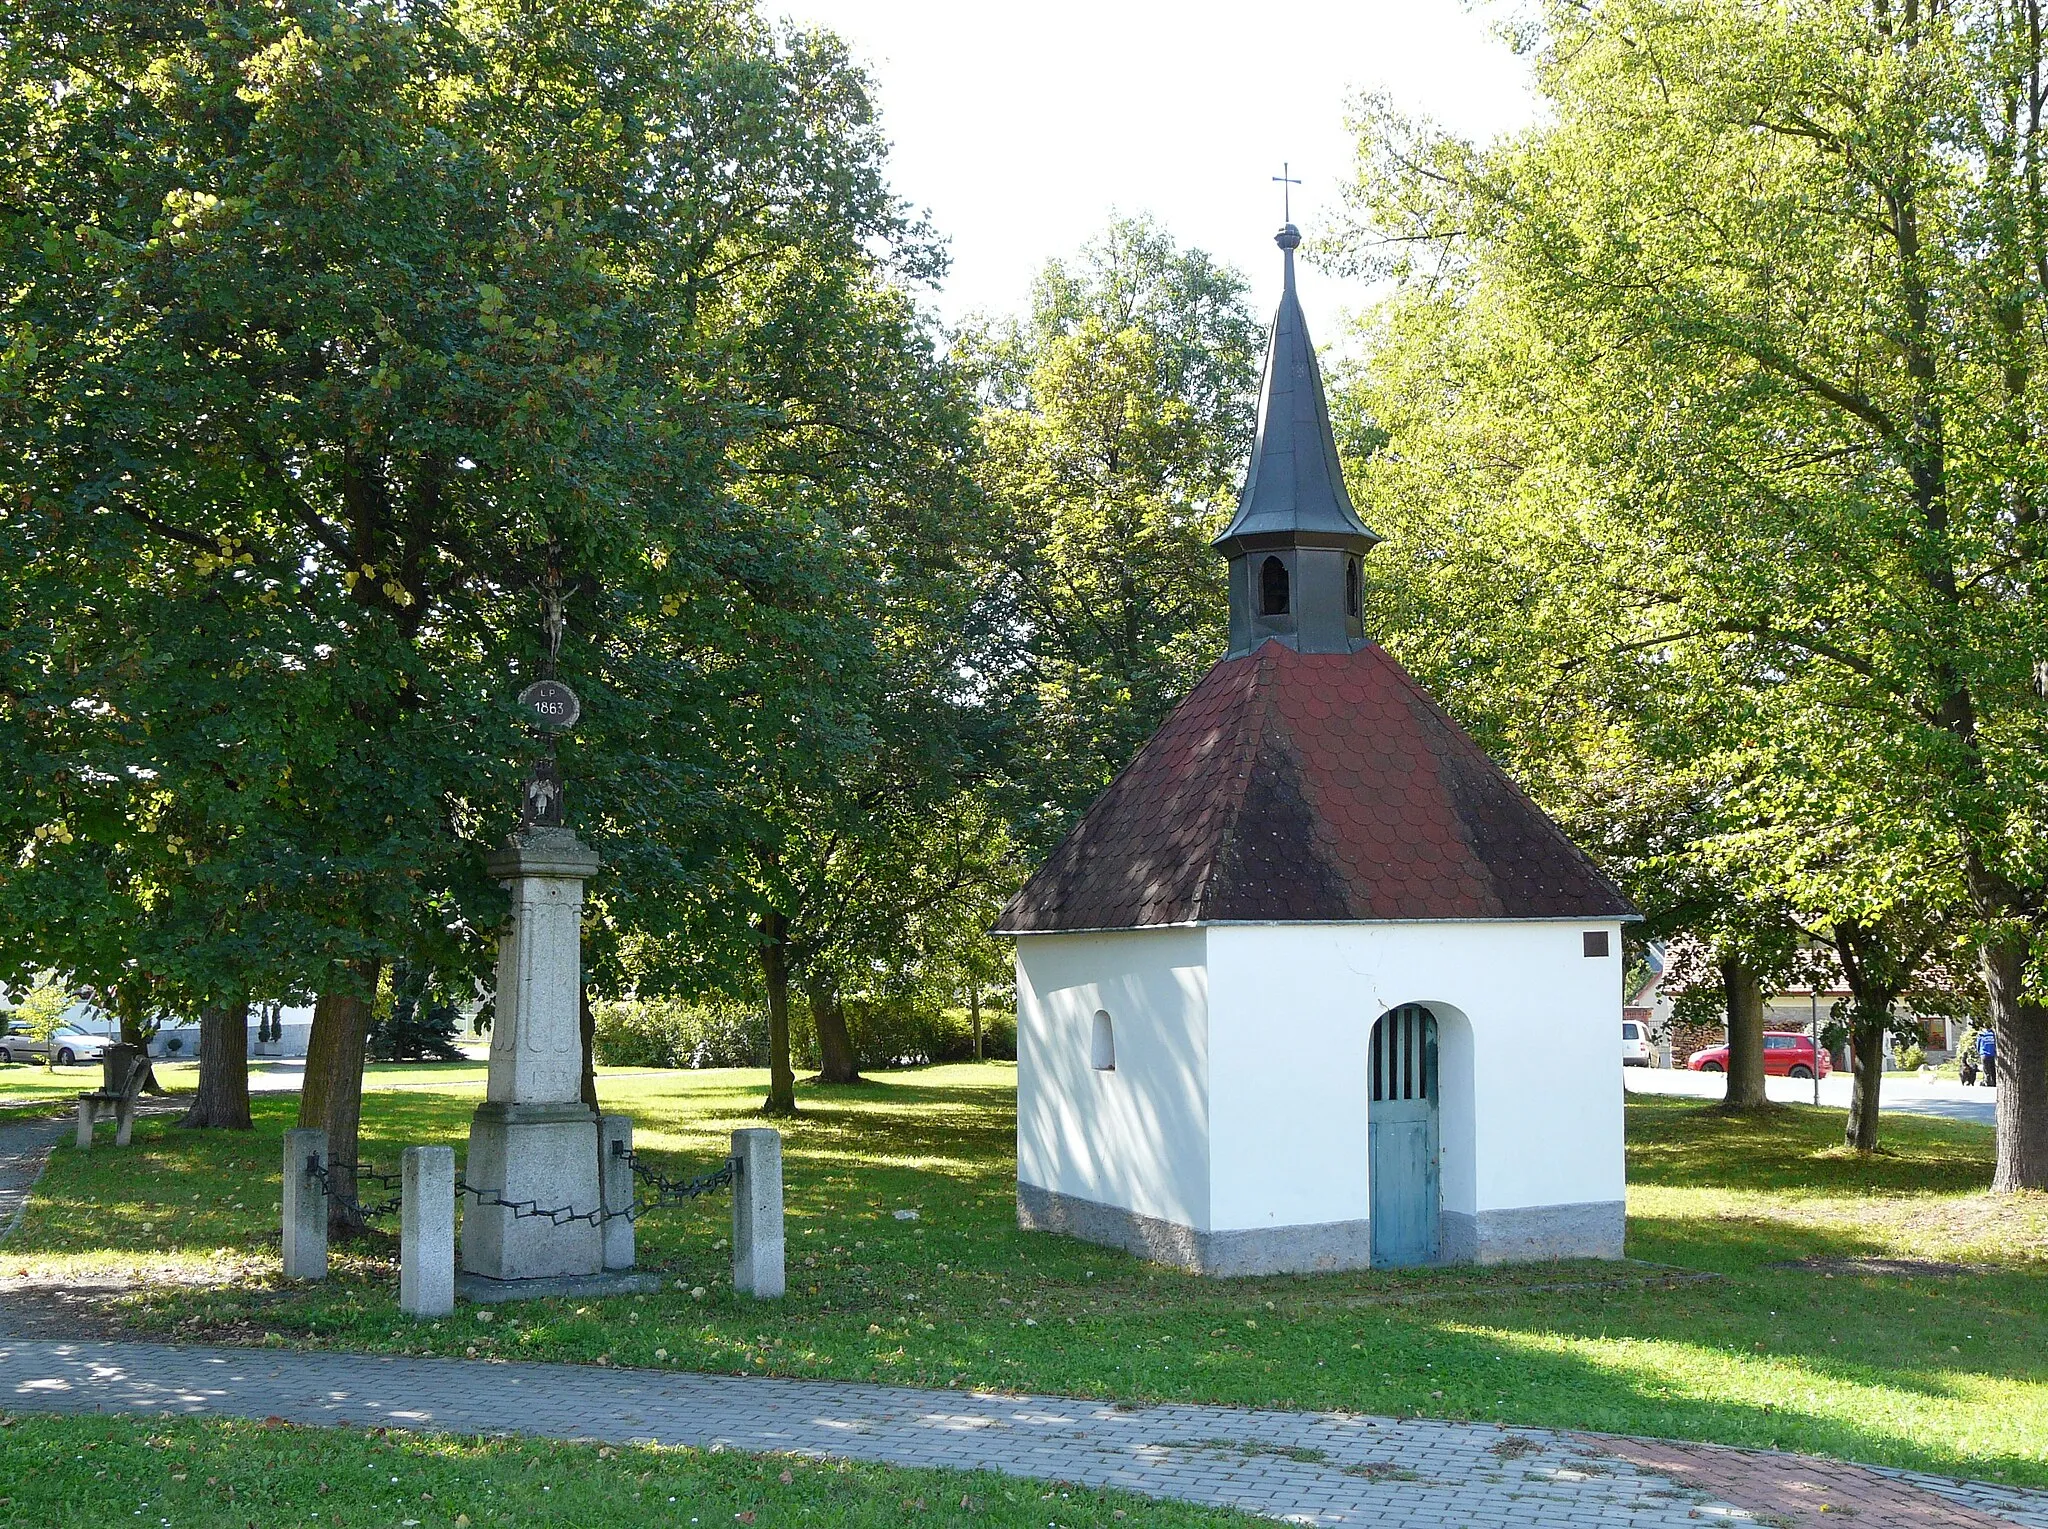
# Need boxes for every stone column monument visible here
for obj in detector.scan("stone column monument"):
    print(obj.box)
[460,821,604,1284]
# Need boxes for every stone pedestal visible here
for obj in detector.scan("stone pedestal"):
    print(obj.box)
[401,1146,456,1316]
[282,1127,328,1282]
[460,827,605,1284]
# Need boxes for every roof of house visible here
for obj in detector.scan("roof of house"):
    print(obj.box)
[994,640,1637,934]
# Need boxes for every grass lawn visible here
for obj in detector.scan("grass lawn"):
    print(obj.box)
[0,1061,129,1105]
[0,1412,1245,1529]
[6,1063,2046,1485]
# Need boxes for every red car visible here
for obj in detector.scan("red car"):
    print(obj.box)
[1687,1032,1832,1080]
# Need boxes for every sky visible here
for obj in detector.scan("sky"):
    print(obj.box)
[776,0,1537,332]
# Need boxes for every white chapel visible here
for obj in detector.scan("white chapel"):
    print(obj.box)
[994,223,1636,1275]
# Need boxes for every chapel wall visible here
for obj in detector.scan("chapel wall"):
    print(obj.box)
[1204,920,1626,1256]
[1013,929,1211,1231]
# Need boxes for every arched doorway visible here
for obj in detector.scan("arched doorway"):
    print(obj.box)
[1369,1004,1440,1266]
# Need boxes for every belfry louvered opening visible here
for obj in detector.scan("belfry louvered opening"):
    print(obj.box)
[1369,1003,1439,1103]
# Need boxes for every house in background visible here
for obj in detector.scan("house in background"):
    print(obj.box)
[0,994,319,1060]
[1630,951,1956,1069]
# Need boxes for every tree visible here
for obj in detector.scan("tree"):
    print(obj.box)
[965,217,1264,855]
[5,982,71,1073]
[1334,1,2048,1185]
[369,962,466,1063]
[180,999,252,1131]
[1,0,975,1160]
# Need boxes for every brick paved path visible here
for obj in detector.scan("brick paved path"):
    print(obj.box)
[1,1337,2041,1528]
[0,1112,73,1241]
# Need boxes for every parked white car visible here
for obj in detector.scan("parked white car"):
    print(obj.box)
[0,1026,111,1066]
[1622,1018,1654,1067]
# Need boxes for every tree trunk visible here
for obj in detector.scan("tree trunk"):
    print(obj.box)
[1980,932,2048,1191]
[179,999,252,1130]
[298,960,381,1235]
[970,983,982,1062]
[1845,1014,1886,1153]
[1721,953,1769,1110]
[805,973,862,1084]
[758,913,797,1116]
[579,986,599,1111]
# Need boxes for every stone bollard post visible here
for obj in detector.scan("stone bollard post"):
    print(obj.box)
[400,1146,455,1318]
[599,1115,635,1272]
[282,1127,329,1281]
[730,1127,784,1300]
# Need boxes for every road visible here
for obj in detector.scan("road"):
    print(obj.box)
[1625,1064,1997,1124]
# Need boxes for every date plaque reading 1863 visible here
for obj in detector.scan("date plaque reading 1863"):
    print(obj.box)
[517,680,581,732]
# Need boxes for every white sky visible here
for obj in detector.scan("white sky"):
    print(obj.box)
[776,0,1535,332]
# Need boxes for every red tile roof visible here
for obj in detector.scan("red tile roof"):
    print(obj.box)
[995,640,1635,933]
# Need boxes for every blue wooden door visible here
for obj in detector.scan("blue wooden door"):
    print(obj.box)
[1369,1005,1440,1266]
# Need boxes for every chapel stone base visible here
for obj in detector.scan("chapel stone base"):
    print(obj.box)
[1439,1200,1626,1264]
[1018,1182,1625,1275]
[461,1101,603,1282]
[1018,1182,1369,1276]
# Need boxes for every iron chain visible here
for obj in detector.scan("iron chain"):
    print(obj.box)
[456,1177,608,1227]
[304,1155,402,1222]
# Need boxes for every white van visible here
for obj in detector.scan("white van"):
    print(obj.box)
[1622,1018,1653,1067]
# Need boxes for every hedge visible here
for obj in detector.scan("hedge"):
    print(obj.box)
[590,995,1015,1071]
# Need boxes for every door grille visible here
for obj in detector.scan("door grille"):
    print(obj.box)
[1371,1004,1438,1102]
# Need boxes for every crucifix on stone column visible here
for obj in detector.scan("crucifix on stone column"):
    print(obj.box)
[516,549,582,828]
[466,545,620,1293]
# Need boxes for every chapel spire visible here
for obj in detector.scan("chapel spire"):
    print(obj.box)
[1215,223,1380,659]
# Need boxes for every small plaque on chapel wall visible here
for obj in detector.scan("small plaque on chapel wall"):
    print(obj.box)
[517,680,581,732]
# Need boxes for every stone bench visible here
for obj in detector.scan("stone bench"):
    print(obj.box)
[76,1043,147,1149]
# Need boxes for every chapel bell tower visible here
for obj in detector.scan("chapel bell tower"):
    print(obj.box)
[1215,223,1381,658]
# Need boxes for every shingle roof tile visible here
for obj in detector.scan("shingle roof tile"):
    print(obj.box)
[994,641,1636,933]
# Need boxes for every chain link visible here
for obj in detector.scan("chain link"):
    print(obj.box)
[613,1142,736,1210]
[456,1177,608,1227]
[304,1154,403,1222]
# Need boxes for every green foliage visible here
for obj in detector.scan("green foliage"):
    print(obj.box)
[818,997,1015,1070]
[592,995,1015,1070]
[366,963,465,1064]
[5,980,72,1070]
[1330,0,2048,1164]
[0,0,991,1100]
[592,996,766,1070]
[5,982,69,1044]
[964,216,1263,854]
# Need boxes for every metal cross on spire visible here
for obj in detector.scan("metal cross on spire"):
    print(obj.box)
[1272,162,1302,224]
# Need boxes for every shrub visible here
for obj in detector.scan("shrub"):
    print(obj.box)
[591,997,765,1069]
[936,1006,1017,1062]
[824,999,1017,1070]
[1895,1042,1926,1071]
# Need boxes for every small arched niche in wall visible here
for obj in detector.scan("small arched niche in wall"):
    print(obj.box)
[1091,1009,1117,1071]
